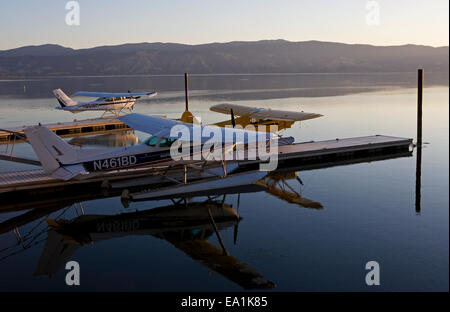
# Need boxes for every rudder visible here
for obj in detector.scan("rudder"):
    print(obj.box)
[53,89,77,107]
[24,126,79,174]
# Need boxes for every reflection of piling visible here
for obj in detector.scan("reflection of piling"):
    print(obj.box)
[415,69,423,214]
[415,145,422,214]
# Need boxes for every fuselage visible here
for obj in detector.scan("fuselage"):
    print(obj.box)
[56,97,136,112]
[61,137,267,177]
[64,137,206,174]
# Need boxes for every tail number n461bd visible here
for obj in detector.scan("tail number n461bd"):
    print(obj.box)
[93,155,137,170]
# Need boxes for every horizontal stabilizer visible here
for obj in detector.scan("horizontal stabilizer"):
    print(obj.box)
[51,165,86,181]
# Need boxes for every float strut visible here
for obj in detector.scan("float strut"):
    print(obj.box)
[207,207,229,256]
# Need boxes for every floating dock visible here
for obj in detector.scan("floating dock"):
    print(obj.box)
[241,135,413,167]
[0,135,413,212]
[0,118,130,143]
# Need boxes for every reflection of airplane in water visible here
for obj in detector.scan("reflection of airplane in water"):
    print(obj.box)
[0,161,325,290]
[34,200,275,290]
[123,169,323,210]
[68,131,139,148]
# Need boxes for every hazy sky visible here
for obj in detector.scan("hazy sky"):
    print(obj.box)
[0,0,448,50]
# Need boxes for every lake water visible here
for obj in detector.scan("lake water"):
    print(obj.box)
[0,73,448,291]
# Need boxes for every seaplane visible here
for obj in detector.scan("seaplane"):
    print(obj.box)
[210,103,323,131]
[52,89,157,116]
[23,113,274,181]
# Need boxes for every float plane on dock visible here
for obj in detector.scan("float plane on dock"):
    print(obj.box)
[23,113,273,181]
[53,89,157,116]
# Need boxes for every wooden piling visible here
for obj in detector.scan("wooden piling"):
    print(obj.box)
[184,73,189,111]
[417,69,423,146]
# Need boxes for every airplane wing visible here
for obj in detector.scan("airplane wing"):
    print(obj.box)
[118,113,273,144]
[210,103,323,121]
[73,91,157,98]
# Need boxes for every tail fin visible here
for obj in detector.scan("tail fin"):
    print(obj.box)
[24,126,83,179]
[53,89,77,107]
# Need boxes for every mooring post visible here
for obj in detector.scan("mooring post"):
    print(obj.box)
[415,68,423,214]
[417,69,423,146]
[184,73,189,111]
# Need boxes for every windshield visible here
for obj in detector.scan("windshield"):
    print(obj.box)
[144,136,159,146]
[144,136,177,147]
[159,137,177,147]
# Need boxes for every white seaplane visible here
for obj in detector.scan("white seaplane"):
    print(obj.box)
[24,113,273,181]
[52,89,157,116]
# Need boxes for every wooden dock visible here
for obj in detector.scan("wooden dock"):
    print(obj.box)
[0,135,412,211]
[0,118,130,143]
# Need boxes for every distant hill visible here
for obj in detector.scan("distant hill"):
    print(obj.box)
[0,40,447,77]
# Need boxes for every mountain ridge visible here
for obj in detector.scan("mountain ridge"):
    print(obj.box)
[0,40,447,77]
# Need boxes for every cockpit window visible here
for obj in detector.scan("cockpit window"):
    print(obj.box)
[144,136,159,146]
[159,137,177,147]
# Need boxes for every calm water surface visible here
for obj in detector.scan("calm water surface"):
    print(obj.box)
[0,73,448,291]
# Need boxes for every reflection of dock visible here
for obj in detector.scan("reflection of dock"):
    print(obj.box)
[0,118,130,144]
[0,135,412,202]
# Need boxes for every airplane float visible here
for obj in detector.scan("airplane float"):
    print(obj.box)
[52,89,157,116]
